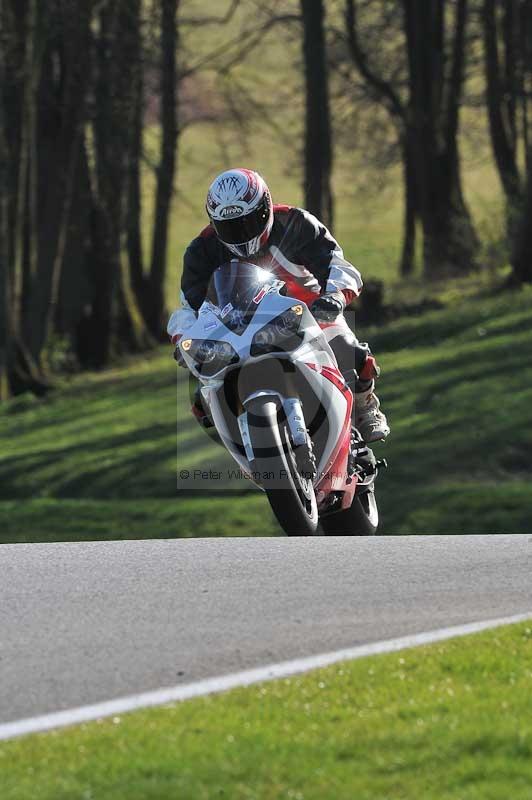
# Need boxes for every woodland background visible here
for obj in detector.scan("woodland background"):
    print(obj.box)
[1,0,531,537]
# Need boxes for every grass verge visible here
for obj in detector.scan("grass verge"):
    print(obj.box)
[0,497,279,543]
[2,621,532,799]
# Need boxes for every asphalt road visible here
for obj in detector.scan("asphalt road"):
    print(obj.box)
[1,535,531,725]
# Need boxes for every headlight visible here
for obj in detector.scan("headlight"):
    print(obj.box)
[250,305,304,356]
[180,339,239,376]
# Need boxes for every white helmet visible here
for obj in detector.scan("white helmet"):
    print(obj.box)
[206,168,274,258]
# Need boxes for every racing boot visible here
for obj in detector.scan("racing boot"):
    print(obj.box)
[354,382,390,443]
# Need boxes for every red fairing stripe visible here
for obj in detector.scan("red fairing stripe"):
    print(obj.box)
[320,365,349,392]
[304,363,355,505]
[305,363,348,393]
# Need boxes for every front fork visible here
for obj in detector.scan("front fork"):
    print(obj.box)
[237,393,311,464]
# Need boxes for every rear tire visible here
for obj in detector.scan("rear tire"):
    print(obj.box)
[247,398,318,537]
[320,489,378,536]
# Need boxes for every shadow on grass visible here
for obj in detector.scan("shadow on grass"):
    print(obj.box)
[376,309,532,532]
[2,366,185,432]
[368,293,532,355]
[0,418,253,500]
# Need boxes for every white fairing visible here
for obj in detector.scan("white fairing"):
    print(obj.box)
[175,270,352,491]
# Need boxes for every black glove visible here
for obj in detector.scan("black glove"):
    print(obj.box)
[310,292,346,323]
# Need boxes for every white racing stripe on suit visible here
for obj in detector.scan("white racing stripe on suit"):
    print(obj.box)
[325,247,364,297]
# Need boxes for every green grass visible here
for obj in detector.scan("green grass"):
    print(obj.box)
[2,621,532,799]
[1,280,531,540]
[369,282,532,534]
[0,351,279,540]
[0,497,279,542]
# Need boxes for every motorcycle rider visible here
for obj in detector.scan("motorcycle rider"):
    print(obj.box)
[168,168,389,443]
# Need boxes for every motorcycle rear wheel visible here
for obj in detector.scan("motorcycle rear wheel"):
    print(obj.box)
[320,489,378,536]
[247,397,318,537]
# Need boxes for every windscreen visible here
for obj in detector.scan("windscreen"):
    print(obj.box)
[207,261,284,333]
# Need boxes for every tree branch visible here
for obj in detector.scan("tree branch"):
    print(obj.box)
[180,14,301,80]
[180,0,241,28]
[344,0,405,121]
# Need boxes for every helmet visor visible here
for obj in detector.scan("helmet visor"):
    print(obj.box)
[213,198,270,246]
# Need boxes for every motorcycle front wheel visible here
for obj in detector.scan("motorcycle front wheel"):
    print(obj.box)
[246,397,318,537]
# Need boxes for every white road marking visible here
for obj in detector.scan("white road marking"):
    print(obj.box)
[1,611,531,741]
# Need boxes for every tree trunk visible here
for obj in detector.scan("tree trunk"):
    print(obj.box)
[404,0,478,276]
[399,131,417,276]
[483,0,523,235]
[128,20,146,310]
[89,0,153,366]
[24,1,93,365]
[2,0,162,394]
[300,0,334,229]
[511,162,532,283]
[345,0,413,276]
[0,0,47,396]
[0,35,10,400]
[57,135,92,340]
[147,0,179,339]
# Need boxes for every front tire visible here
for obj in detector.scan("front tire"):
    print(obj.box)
[247,398,318,537]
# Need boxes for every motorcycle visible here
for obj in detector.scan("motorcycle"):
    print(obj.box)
[178,261,386,536]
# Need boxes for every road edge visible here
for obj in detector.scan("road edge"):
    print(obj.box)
[2,611,531,742]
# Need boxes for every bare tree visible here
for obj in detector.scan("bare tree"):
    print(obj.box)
[342,0,415,274]
[88,0,153,366]
[483,0,524,228]
[483,0,532,282]
[512,164,532,282]
[1,0,50,395]
[341,0,478,276]
[2,0,278,397]
[0,8,9,400]
[147,0,180,339]
[300,0,334,228]
[23,0,93,365]
[403,0,479,276]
